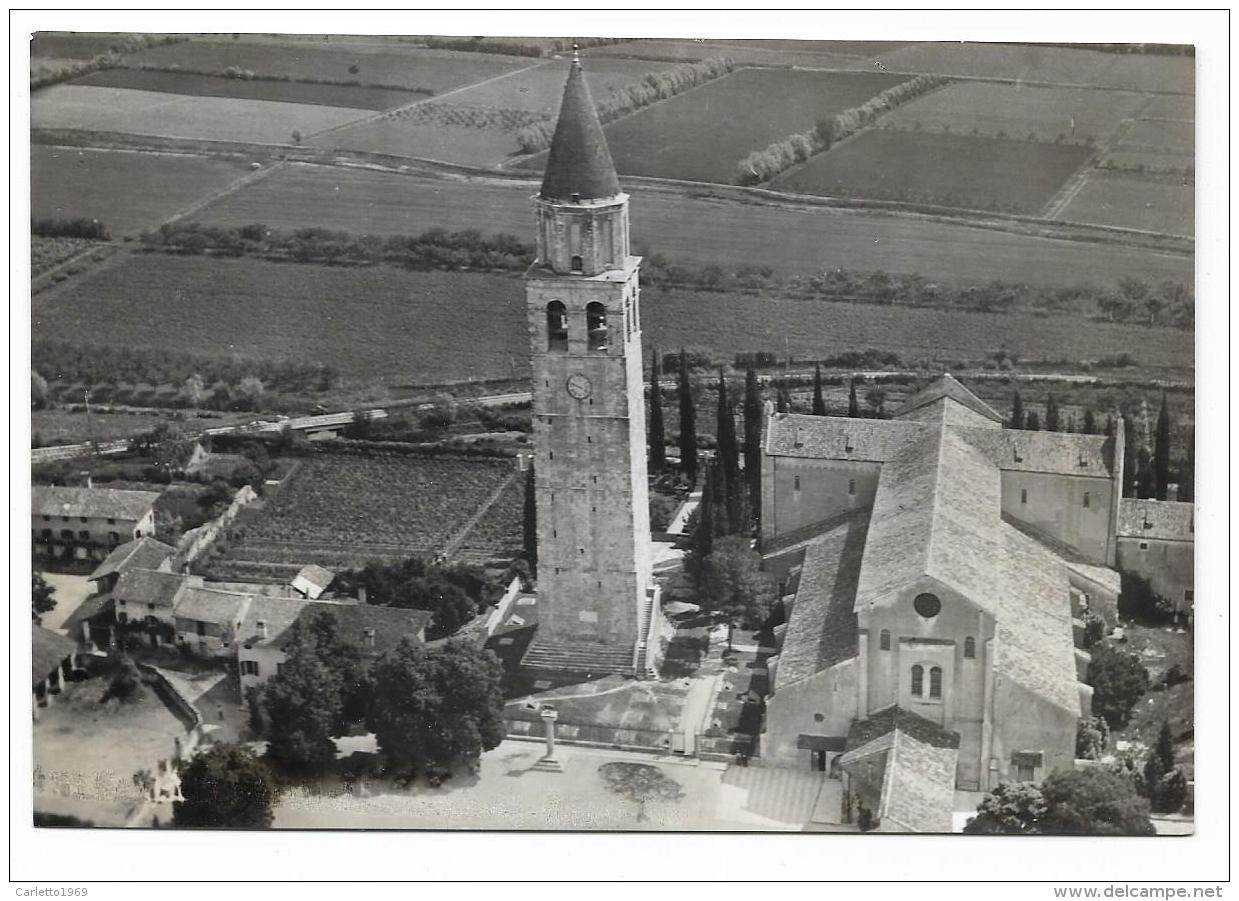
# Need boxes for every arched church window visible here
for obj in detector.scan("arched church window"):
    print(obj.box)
[546,301,568,352]
[929,666,943,699]
[586,302,608,351]
[571,255,583,273]
[911,665,924,697]
[964,636,976,659]
[879,629,891,651]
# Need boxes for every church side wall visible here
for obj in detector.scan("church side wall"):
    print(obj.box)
[1116,538,1194,613]
[764,456,881,538]
[762,659,858,766]
[988,678,1077,789]
[1000,471,1113,563]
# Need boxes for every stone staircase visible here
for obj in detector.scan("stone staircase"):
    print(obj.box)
[520,639,635,674]
[633,586,659,675]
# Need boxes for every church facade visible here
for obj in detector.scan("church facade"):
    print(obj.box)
[520,54,661,676]
[757,376,1127,821]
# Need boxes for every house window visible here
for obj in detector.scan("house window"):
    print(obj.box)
[197,621,206,636]
[40,529,51,539]
[80,517,88,523]
[929,666,943,699]
[1083,491,1091,509]
[910,665,924,697]
[848,478,856,496]
[1139,541,1149,551]
[586,302,608,351]
[793,475,801,492]
[546,301,568,352]
[964,636,976,659]
[240,660,260,677]
[78,530,90,541]
[42,515,49,522]
[879,629,890,651]
[276,662,285,676]
[1020,488,1028,505]
[108,532,121,545]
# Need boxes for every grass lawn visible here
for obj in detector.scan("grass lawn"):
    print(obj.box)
[32,84,370,145]
[770,129,1092,215]
[33,670,185,812]
[32,145,252,237]
[191,164,1194,289]
[1061,172,1194,236]
[75,67,423,111]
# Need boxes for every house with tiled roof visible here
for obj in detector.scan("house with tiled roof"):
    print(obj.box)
[172,586,253,657]
[31,485,161,564]
[88,536,177,594]
[1116,497,1195,616]
[759,375,1127,831]
[114,569,196,638]
[291,564,335,600]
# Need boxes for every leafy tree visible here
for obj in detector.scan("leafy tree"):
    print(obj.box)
[522,464,537,574]
[1076,715,1110,760]
[1045,393,1060,432]
[367,639,505,775]
[700,534,775,649]
[648,349,666,471]
[742,368,763,527]
[32,573,56,624]
[153,509,184,546]
[1141,746,1165,794]
[31,370,48,410]
[102,655,145,703]
[775,381,792,413]
[1087,643,1150,729]
[1009,390,1024,430]
[677,348,698,484]
[1153,392,1172,500]
[1135,447,1157,499]
[847,377,860,417]
[1150,767,1188,813]
[260,625,343,773]
[811,364,826,415]
[1083,612,1106,649]
[392,573,476,639]
[598,762,684,823]
[180,373,206,408]
[174,743,279,828]
[964,781,1047,833]
[1024,410,1040,431]
[1039,768,1155,835]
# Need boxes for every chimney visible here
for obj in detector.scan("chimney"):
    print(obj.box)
[357,585,367,604]
[257,620,268,639]
[363,628,376,649]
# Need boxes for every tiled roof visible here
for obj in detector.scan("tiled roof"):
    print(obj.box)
[32,485,161,521]
[1004,515,1121,594]
[878,731,959,833]
[1117,498,1195,541]
[33,625,76,684]
[539,56,620,202]
[845,706,961,753]
[892,374,1004,425]
[173,587,251,625]
[273,603,433,655]
[956,427,1115,477]
[994,523,1087,715]
[764,412,925,461]
[114,568,184,609]
[294,564,335,590]
[239,595,324,647]
[89,537,176,582]
[775,509,870,688]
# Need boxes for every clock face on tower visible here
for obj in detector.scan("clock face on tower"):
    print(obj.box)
[565,373,592,400]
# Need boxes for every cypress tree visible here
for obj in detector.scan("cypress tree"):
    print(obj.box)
[1010,390,1024,430]
[1136,447,1157,499]
[1045,393,1060,432]
[648,348,666,472]
[689,463,716,579]
[1155,722,1176,774]
[1083,408,1097,435]
[1123,415,1139,497]
[743,368,763,530]
[812,364,827,415]
[847,378,860,418]
[1153,392,1172,500]
[1024,410,1040,431]
[677,348,698,484]
[709,457,728,537]
[1178,433,1194,502]
[522,464,537,574]
[716,370,744,533]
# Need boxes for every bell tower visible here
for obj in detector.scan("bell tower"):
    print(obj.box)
[522,51,659,676]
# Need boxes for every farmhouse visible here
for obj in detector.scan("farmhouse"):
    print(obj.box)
[171,586,252,657]
[88,535,177,594]
[114,569,194,637]
[1116,497,1195,617]
[31,485,160,563]
[758,375,1125,828]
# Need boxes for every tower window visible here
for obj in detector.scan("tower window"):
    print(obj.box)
[1083,491,1091,509]
[964,637,976,659]
[848,478,856,496]
[879,629,890,651]
[546,301,568,352]
[929,666,943,699]
[586,302,608,351]
[911,665,924,697]
[793,475,801,492]
[1020,488,1028,504]
[571,255,583,272]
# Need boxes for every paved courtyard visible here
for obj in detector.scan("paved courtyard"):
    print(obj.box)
[274,739,832,831]
[38,571,93,633]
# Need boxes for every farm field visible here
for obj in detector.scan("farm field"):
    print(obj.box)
[31,236,99,275]
[124,39,530,94]
[73,67,422,111]
[31,409,169,446]
[312,112,531,167]
[769,130,1092,214]
[872,42,1195,94]
[1141,94,1195,121]
[31,84,370,145]
[188,164,1193,287]
[519,68,910,183]
[881,81,1151,143]
[31,31,138,64]
[592,40,884,70]
[455,474,524,563]
[1060,172,1194,236]
[216,451,516,570]
[32,145,252,236]
[33,254,1194,390]
[1117,118,1195,156]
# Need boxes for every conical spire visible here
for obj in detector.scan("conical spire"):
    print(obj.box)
[539,51,620,202]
